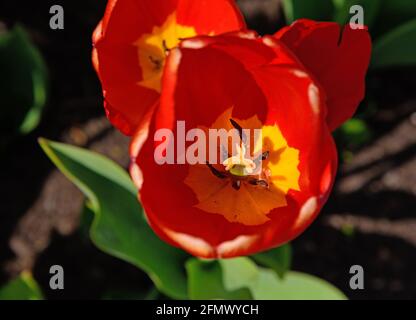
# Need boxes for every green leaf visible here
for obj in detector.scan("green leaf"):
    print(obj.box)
[186,259,252,300]
[187,257,346,300]
[223,258,346,300]
[39,139,190,299]
[251,244,292,279]
[220,258,259,291]
[251,269,347,300]
[282,0,335,23]
[0,272,43,300]
[339,118,372,146]
[0,25,48,138]
[333,0,381,28]
[380,0,416,16]
[376,0,416,35]
[372,19,416,68]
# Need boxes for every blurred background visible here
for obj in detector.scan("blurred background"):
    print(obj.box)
[0,0,415,299]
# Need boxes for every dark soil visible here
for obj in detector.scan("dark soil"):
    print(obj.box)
[0,0,415,300]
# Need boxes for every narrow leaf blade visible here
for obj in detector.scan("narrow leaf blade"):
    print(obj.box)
[39,139,189,299]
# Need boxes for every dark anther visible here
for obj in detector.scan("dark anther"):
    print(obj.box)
[229,119,247,143]
[162,40,170,53]
[261,151,269,161]
[249,179,269,188]
[232,180,241,190]
[206,162,227,179]
[149,56,162,70]
[253,151,269,167]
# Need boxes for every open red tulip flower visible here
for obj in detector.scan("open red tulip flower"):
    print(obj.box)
[128,21,371,258]
[94,1,371,258]
[92,0,245,135]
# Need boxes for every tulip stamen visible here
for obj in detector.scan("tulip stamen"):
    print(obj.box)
[206,162,227,179]
[185,110,301,226]
[162,40,171,54]
[248,179,269,188]
[232,180,241,191]
[229,119,247,143]
[253,150,270,168]
[203,117,275,192]
[206,155,270,190]
[148,55,163,71]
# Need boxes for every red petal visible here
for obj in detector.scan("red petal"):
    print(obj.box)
[99,0,177,44]
[276,19,372,131]
[131,34,337,258]
[177,0,246,33]
[93,0,245,135]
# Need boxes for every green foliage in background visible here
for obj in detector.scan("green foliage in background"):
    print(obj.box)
[0,272,43,300]
[251,244,292,279]
[333,0,381,28]
[39,139,346,300]
[376,0,416,36]
[282,0,335,23]
[281,0,416,69]
[0,25,48,147]
[339,118,372,147]
[372,19,416,68]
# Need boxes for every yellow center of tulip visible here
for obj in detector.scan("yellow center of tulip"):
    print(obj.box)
[185,108,301,226]
[135,12,197,92]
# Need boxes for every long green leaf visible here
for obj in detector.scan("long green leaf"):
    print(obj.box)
[0,25,48,138]
[39,139,189,299]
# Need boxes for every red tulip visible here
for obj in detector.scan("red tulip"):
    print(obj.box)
[93,0,245,135]
[94,1,371,258]
[129,24,370,258]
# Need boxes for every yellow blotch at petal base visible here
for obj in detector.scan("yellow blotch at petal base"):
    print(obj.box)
[185,109,301,226]
[135,12,197,92]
